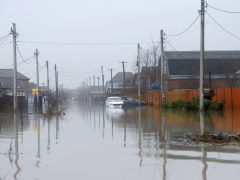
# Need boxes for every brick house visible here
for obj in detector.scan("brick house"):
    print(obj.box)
[0,69,30,96]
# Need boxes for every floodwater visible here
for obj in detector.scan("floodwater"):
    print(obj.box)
[0,102,240,180]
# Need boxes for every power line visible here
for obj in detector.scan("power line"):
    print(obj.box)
[207,3,240,14]
[17,41,138,46]
[0,34,10,41]
[16,43,34,64]
[206,11,240,41]
[166,15,200,37]
[0,34,10,45]
[1,45,34,69]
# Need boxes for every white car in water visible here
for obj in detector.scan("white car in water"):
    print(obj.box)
[105,96,124,108]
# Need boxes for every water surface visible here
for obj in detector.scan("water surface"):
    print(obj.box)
[0,102,239,180]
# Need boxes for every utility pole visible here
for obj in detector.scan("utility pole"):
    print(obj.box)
[97,76,100,90]
[11,23,18,113]
[46,61,50,96]
[119,61,128,91]
[109,68,114,94]
[160,29,165,106]
[93,75,95,87]
[137,43,141,105]
[199,0,205,111]
[101,66,105,98]
[34,49,40,113]
[89,76,91,87]
[54,64,58,107]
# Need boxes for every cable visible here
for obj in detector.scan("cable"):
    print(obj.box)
[206,11,240,41]
[207,3,240,14]
[0,34,10,41]
[166,15,200,37]
[17,41,138,46]
[0,34,10,46]
[16,43,34,64]
[0,44,34,69]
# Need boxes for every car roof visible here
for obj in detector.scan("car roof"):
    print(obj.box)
[108,96,121,98]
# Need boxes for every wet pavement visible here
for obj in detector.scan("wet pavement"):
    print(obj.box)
[0,102,240,180]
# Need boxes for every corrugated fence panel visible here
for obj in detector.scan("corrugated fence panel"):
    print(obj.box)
[141,88,240,110]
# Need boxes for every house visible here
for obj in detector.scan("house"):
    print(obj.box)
[0,69,30,96]
[106,72,134,95]
[165,51,240,90]
[140,51,240,90]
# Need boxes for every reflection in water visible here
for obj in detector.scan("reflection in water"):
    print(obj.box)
[56,115,59,142]
[14,113,20,180]
[94,106,96,129]
[36,113,40,168]
[138,107,142,167]
[161,111,167,180]
[47,115,51,152]
[102,105,105,139]
[201,146,207,180]
[111,117,114,140]
[200,111,208,180]
[124,113,126,148]
[98,108,101,128]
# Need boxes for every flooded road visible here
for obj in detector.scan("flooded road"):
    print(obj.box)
[0,103,240,180]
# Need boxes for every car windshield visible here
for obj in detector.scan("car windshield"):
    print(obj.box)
[108,97,122,102]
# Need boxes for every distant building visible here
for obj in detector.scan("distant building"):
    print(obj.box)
[106,72,134,95]
[89,85,105,101]
[0,69,30,96]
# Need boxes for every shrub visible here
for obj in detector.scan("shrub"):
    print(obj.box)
[163,95,225,111]
[204,89,215,101]
[209,100,225,111]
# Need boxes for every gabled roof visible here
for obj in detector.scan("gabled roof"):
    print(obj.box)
[112,72,134,82]
[165,51,240,75]
[0,69,29,80]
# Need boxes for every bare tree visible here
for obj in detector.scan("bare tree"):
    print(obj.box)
[137,42,161,90]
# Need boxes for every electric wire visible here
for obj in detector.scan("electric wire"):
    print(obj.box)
[207,3,240,14]
[1,45,34,69]
[0,34,10,41]
[206,11,240,41]
[166,15,200,37]
[16,43,34,64]
[0,34,10,46]
[17,41,138,46]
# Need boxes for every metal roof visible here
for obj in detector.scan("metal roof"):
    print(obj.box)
[165,51,240,75]
[112,72,134,82]
[165,51,240,60]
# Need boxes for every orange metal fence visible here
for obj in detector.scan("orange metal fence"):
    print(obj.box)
[142,88,240,110]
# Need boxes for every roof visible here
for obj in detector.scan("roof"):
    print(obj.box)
[165,51,240,75]
[112,72,134,82]
[0,69,29,80]
[165,51,240,60]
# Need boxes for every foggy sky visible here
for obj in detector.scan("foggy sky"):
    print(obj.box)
[1,0,240,88]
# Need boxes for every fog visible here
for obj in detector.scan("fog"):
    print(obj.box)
[1,0,240,88]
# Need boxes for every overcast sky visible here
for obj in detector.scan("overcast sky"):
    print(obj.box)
[1,0,240,89]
